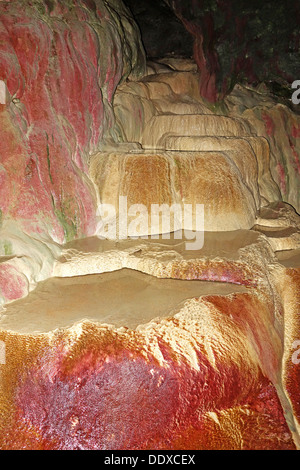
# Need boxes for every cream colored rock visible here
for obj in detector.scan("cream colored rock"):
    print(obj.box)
[113,90,156,143]
[224,83,300,213]
[145,60,174,75]
[0,219,61,305]
[53,229,262,278]
[2,25,300,452]
[0,268,248,334]
[141,114,251,150]
[113,68,283,215]
[253,202,300,251]
[150,96,209,115]
[156,57,198,73]
[276,248,300,267]
[141,71,203,101]
[89,150,258,234]
[165,135,280,206]
[113,66,214,144]
[246,136,282,204]
[254,226,300,252]
[256,202,300,229]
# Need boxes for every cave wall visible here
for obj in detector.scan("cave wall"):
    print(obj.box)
[124,0,300,103]
[0,0,300,451]
[0,0,145,244]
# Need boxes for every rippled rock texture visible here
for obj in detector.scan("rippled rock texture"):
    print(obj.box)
[0,0,145,304]
[0,0,145,243]
[0,0,300,451]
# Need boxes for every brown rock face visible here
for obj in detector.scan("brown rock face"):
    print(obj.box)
[89,150,258,234]
[0,1,300,452]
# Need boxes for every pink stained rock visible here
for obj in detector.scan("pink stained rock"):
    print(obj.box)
[0,0,145,244]
[0,286,296,450]
[0,0,299,452]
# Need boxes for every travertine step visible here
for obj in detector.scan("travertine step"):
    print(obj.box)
[89,150,258,233]
[154,58,198,72]
[53,229,261,278]
[256,202,300,228]
[0,268,247,333]
[141,114,251,149]
[253,225,300,251]
[151,97,209,115]
[164,135,281,205]
[253,202,300,251]
[276,248,300,267]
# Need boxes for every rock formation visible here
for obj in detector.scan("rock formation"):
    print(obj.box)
[0,0,299,451]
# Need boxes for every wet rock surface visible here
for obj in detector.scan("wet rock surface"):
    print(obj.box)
[0,0,299,451]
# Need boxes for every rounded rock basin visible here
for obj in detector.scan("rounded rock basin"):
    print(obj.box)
[0,268,248,334]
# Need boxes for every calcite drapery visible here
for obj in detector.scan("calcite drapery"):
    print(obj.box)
[0,0,145,304]
[0,227,300,449]
[0,0,300,451]
[0,0,145,243]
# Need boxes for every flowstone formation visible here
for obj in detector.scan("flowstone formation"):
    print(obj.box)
[0,0,300,451]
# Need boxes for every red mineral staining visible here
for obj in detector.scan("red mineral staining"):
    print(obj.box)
[0,0,143,242]
[0,263,28,302]
[0,306,294,450]
[262,112,275,137]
